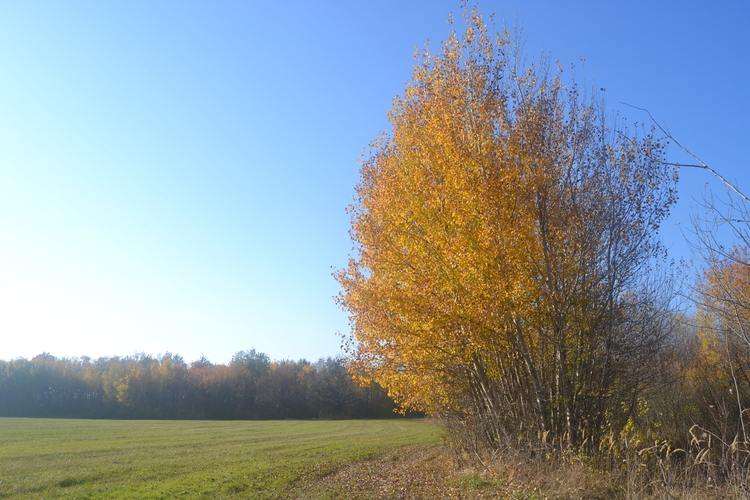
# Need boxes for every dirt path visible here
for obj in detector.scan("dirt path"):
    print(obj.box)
[293,445,502,499]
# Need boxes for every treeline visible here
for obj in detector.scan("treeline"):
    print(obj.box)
[0,350,406,419]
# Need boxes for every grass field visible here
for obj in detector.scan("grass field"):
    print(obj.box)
[0,418,444,499]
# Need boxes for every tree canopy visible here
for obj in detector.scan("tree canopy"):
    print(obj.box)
[336,9,678,449]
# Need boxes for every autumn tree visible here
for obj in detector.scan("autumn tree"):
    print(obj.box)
[336,8,678,450]
[688,175,750,378]
[689,246,750,451]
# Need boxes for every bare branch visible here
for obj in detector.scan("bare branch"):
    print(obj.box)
[622,103,750,206]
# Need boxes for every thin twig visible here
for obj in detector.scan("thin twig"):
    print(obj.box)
[622,103,750,205]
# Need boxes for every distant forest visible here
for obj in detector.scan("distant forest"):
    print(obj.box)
[0,350,408,419]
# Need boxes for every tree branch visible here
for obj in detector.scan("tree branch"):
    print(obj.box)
[622,103,750,206]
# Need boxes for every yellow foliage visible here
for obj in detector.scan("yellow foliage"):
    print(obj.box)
[336,6,677,446]
[697,246,750,352]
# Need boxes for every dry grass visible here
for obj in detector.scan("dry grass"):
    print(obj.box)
[297,443,750,499]
[296,445,617,499]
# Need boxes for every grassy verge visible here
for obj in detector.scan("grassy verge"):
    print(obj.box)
[0,418,441,499]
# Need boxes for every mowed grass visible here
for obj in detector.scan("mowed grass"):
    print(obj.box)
[0,418,442,499]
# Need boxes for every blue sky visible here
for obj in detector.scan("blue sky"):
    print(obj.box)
[0,1,747,364]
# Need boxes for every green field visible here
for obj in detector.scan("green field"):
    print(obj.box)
[0,418,443,499]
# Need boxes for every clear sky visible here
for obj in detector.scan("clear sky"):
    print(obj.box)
[0,1,747,365]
